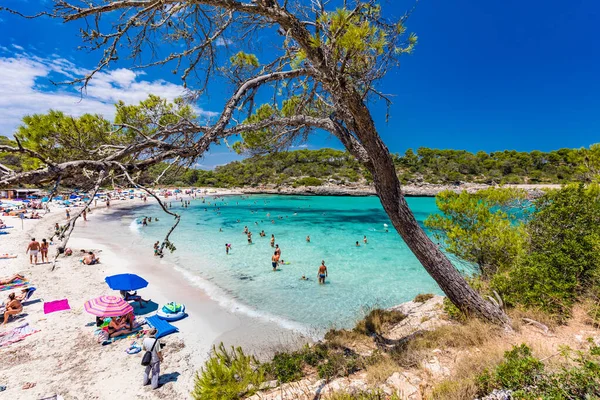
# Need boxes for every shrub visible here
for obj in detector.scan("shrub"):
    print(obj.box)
[477,344,544,395]
[292,176,323,187]
[264,352,304,383]
[414,293,434,303]
[192,343,264,400]
[493,184,600,317]
[476,342,600,399]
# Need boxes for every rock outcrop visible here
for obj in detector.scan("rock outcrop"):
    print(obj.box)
[239,183,561,198]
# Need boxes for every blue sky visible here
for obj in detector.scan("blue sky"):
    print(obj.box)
[1,0,599,168]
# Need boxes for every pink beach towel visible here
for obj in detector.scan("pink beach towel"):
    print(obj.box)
[44,299,71,314]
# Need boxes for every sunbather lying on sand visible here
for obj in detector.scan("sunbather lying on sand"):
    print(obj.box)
[83,252,99,265]
[0,274,25,285]
[3,293,23,325]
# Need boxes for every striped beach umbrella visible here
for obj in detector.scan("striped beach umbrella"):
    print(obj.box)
[84,295,133,317]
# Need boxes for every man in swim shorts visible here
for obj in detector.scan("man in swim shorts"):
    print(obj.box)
[270,234,275,247]
[271,252,279,271]
[318,260,328,284]
[26,238,41,265]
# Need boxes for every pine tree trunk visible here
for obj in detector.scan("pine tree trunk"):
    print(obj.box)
[341,91,510,326]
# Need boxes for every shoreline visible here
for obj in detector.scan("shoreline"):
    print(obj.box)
[0,196,308,399]
[210,183,563,198]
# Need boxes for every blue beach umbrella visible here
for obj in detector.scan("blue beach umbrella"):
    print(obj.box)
[105,273,149,291]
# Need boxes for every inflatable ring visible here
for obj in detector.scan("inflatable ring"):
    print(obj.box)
[157,304,186,321]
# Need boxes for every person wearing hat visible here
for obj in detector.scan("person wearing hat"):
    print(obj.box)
[142,328,163,389]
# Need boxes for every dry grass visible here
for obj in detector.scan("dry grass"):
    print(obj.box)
[391,319,499,368]
[508,306,559,331]
[324,328,375,351]
[428,341,508,400]
[411,319,499,350]
[364,357,400,385]
[354,309,407,336]
[414,293,435,303]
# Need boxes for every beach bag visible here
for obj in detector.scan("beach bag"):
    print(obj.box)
[141,339,157,366]
[161,302,182,314]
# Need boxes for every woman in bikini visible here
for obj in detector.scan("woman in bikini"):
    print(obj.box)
[40,239,49,263]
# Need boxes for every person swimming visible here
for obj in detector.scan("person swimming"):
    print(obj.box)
[356,241,360,247]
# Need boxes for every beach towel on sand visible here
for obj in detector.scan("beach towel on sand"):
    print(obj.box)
[0,279,29,292]
[44,299,71,314]
[0,322,40,348]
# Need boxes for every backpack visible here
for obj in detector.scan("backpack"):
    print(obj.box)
[141,338,157,366]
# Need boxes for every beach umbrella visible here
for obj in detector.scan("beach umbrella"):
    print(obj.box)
[105,273,149,291]
[84,295,133,317]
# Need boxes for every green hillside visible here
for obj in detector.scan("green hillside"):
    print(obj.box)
[149,145,598,187]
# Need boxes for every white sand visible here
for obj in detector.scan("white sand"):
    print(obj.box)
[0,194,307,399]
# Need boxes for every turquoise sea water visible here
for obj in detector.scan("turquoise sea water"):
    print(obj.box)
[127,195,466,333]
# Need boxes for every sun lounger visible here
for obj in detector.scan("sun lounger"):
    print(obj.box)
[146,315,179,339]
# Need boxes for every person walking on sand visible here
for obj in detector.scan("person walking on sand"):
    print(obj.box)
[26,238,41,265]
[142,328,163,390]
[65,209,70,220]
[82,208,87,221]
[270,234,275,247]
[40,239,49,263]
[318,260,328,284]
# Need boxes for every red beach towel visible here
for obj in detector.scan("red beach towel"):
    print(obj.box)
[44,299,71,314]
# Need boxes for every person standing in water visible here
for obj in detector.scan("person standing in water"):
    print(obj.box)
[317,261,328,284]
[225,243,231,255]
[247,231,252,244]
[271,251,279,271]
[270,234,275,247]
[363,235,368,244]
[306,235,310,243]
[274,244,281,257]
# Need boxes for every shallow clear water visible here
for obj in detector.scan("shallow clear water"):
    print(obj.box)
[127,195,468,332]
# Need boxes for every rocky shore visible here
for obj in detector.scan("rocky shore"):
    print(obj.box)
[240,183,562,198]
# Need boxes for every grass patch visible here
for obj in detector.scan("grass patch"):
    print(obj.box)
[354,309,407,336]
[414,293,435,303]
[391,319,498,368]
[365,357,399,385]
[326,390,401,400]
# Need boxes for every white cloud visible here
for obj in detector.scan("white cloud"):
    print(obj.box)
[215,38,233,47]
[11,44,24,51]
[0,52,218,136]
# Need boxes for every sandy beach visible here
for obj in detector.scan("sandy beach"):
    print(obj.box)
[0,194,307,400]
